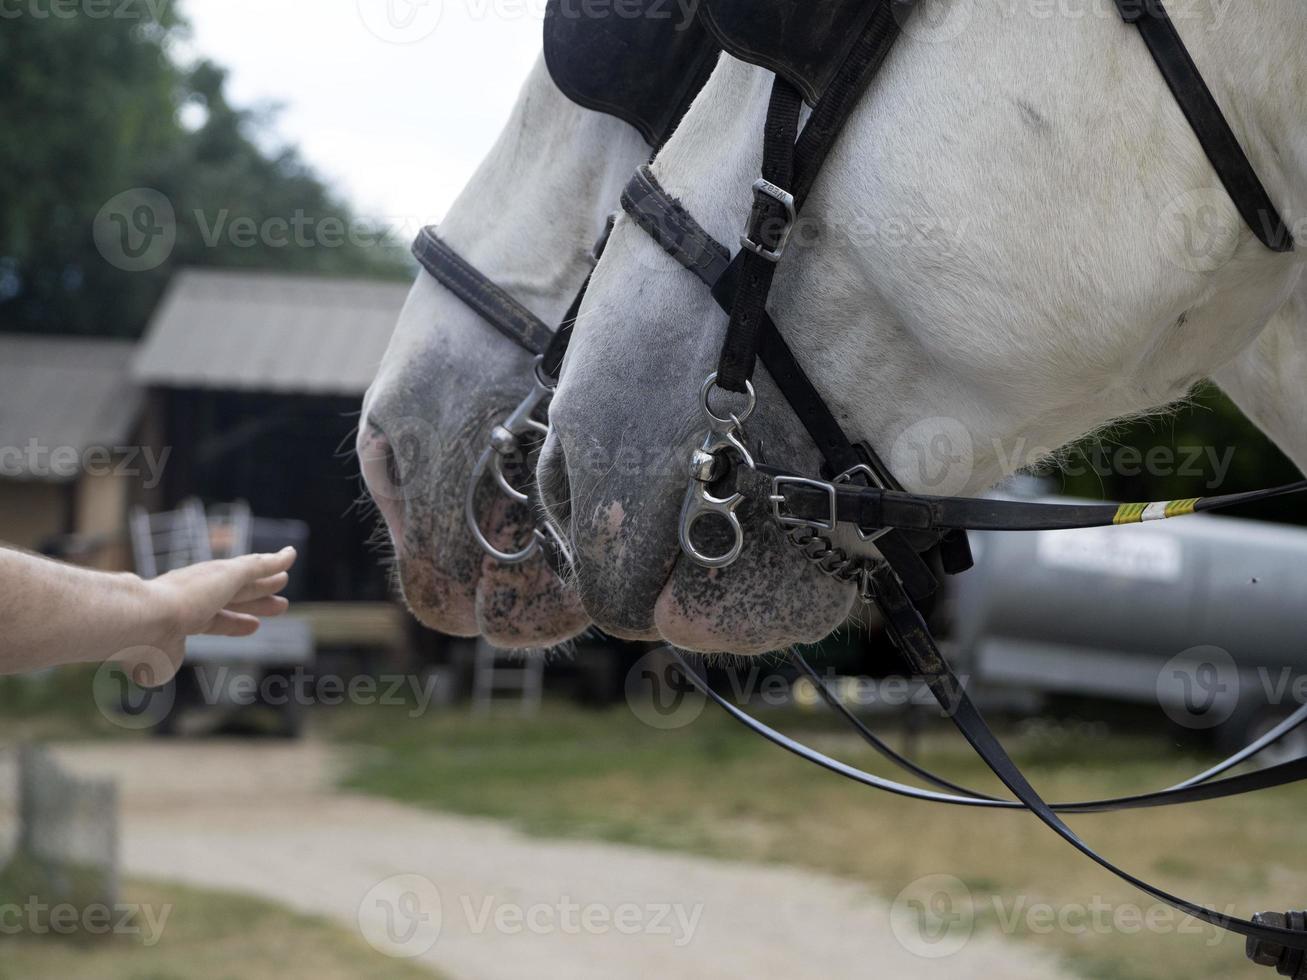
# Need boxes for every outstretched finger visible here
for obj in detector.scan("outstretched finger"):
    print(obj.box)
[231,548,297,585]
[203,610,262,637]
[226,596,290,618]
[233,571,291,605]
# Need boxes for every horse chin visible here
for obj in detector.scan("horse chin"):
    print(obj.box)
[394,553,482,638]
[650,564,856,655]
[475,556,591,649]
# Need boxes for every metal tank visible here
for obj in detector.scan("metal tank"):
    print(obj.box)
[947,500,1307,749]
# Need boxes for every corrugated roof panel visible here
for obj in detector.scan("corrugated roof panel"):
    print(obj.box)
[0,336,144,482]
[132,269,411,396]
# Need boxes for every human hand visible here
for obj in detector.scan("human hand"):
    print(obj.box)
[114,548,298,686]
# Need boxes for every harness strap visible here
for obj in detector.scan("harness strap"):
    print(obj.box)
[718,0,913,392]
[623,164,945,600]
[765,468,1307,533]
[1114,0,1295,253]
[540,213,618,382]
[682,646,1307,811]
[624,165,869,477]
[867,566,1307,951]
[718,80,804,391]
[412,227,556,356]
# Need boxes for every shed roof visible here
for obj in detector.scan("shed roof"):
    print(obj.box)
[0,335,143,482]
[132,269,410,396]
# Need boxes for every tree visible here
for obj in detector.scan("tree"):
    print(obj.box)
[0,7,409,339]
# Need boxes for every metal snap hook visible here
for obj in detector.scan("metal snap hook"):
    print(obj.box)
[678,372,758,569]
[679,482,746,569]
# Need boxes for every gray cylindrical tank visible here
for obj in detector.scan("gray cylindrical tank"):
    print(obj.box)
[952,508,1307,675]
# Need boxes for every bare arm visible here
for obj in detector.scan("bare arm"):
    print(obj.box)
[0,546,297,681]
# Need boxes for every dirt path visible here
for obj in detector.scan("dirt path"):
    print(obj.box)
[54,740,1072,980]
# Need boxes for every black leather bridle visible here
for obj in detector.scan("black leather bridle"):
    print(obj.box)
[411,224,599,576]
[617,0,1307,968]
[409,0,1305,967]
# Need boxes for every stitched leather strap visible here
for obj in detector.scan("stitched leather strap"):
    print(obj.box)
[1114,0,1294,252]
[868,567,1307,952]
[763,465,1307,532]
[622,164,943,600]
[412,227,556,356]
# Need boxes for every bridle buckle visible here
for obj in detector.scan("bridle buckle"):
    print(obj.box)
[834,464,892,543]
[769,476,837,531]
[739,179,797,263]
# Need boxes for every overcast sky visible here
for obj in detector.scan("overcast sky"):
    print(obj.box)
[180,0,545,229]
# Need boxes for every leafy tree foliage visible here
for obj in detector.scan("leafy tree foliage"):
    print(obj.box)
[0,6,409,339]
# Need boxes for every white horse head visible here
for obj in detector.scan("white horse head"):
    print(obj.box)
[359,56,647,646]
[540,3,1306,653]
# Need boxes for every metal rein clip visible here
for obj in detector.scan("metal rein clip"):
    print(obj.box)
[679,374,757,569]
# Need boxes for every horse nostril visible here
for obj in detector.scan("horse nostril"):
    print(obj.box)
[537,432,572,529]
[359,423,404,503]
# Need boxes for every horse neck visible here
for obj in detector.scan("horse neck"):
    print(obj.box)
[1184,0,1307,227]
[652,21,1307,497]
[435,56,650,326]
[1216,274,1307,476]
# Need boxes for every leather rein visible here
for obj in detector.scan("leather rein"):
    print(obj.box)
[411,0,1306,967]
[617,0,1307,966]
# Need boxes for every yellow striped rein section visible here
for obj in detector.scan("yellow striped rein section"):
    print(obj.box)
[1112,498,1201,525]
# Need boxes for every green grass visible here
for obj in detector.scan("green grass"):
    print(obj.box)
[0,667,140,743]
[325,698,1307,980]
[0,878,442,980]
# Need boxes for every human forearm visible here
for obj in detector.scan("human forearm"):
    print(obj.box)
[0,548,170,675]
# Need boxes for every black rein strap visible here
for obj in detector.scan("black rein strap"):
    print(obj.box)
[1114,0,1295,253]
[412,227,556,357]
[623,0,1307,957]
